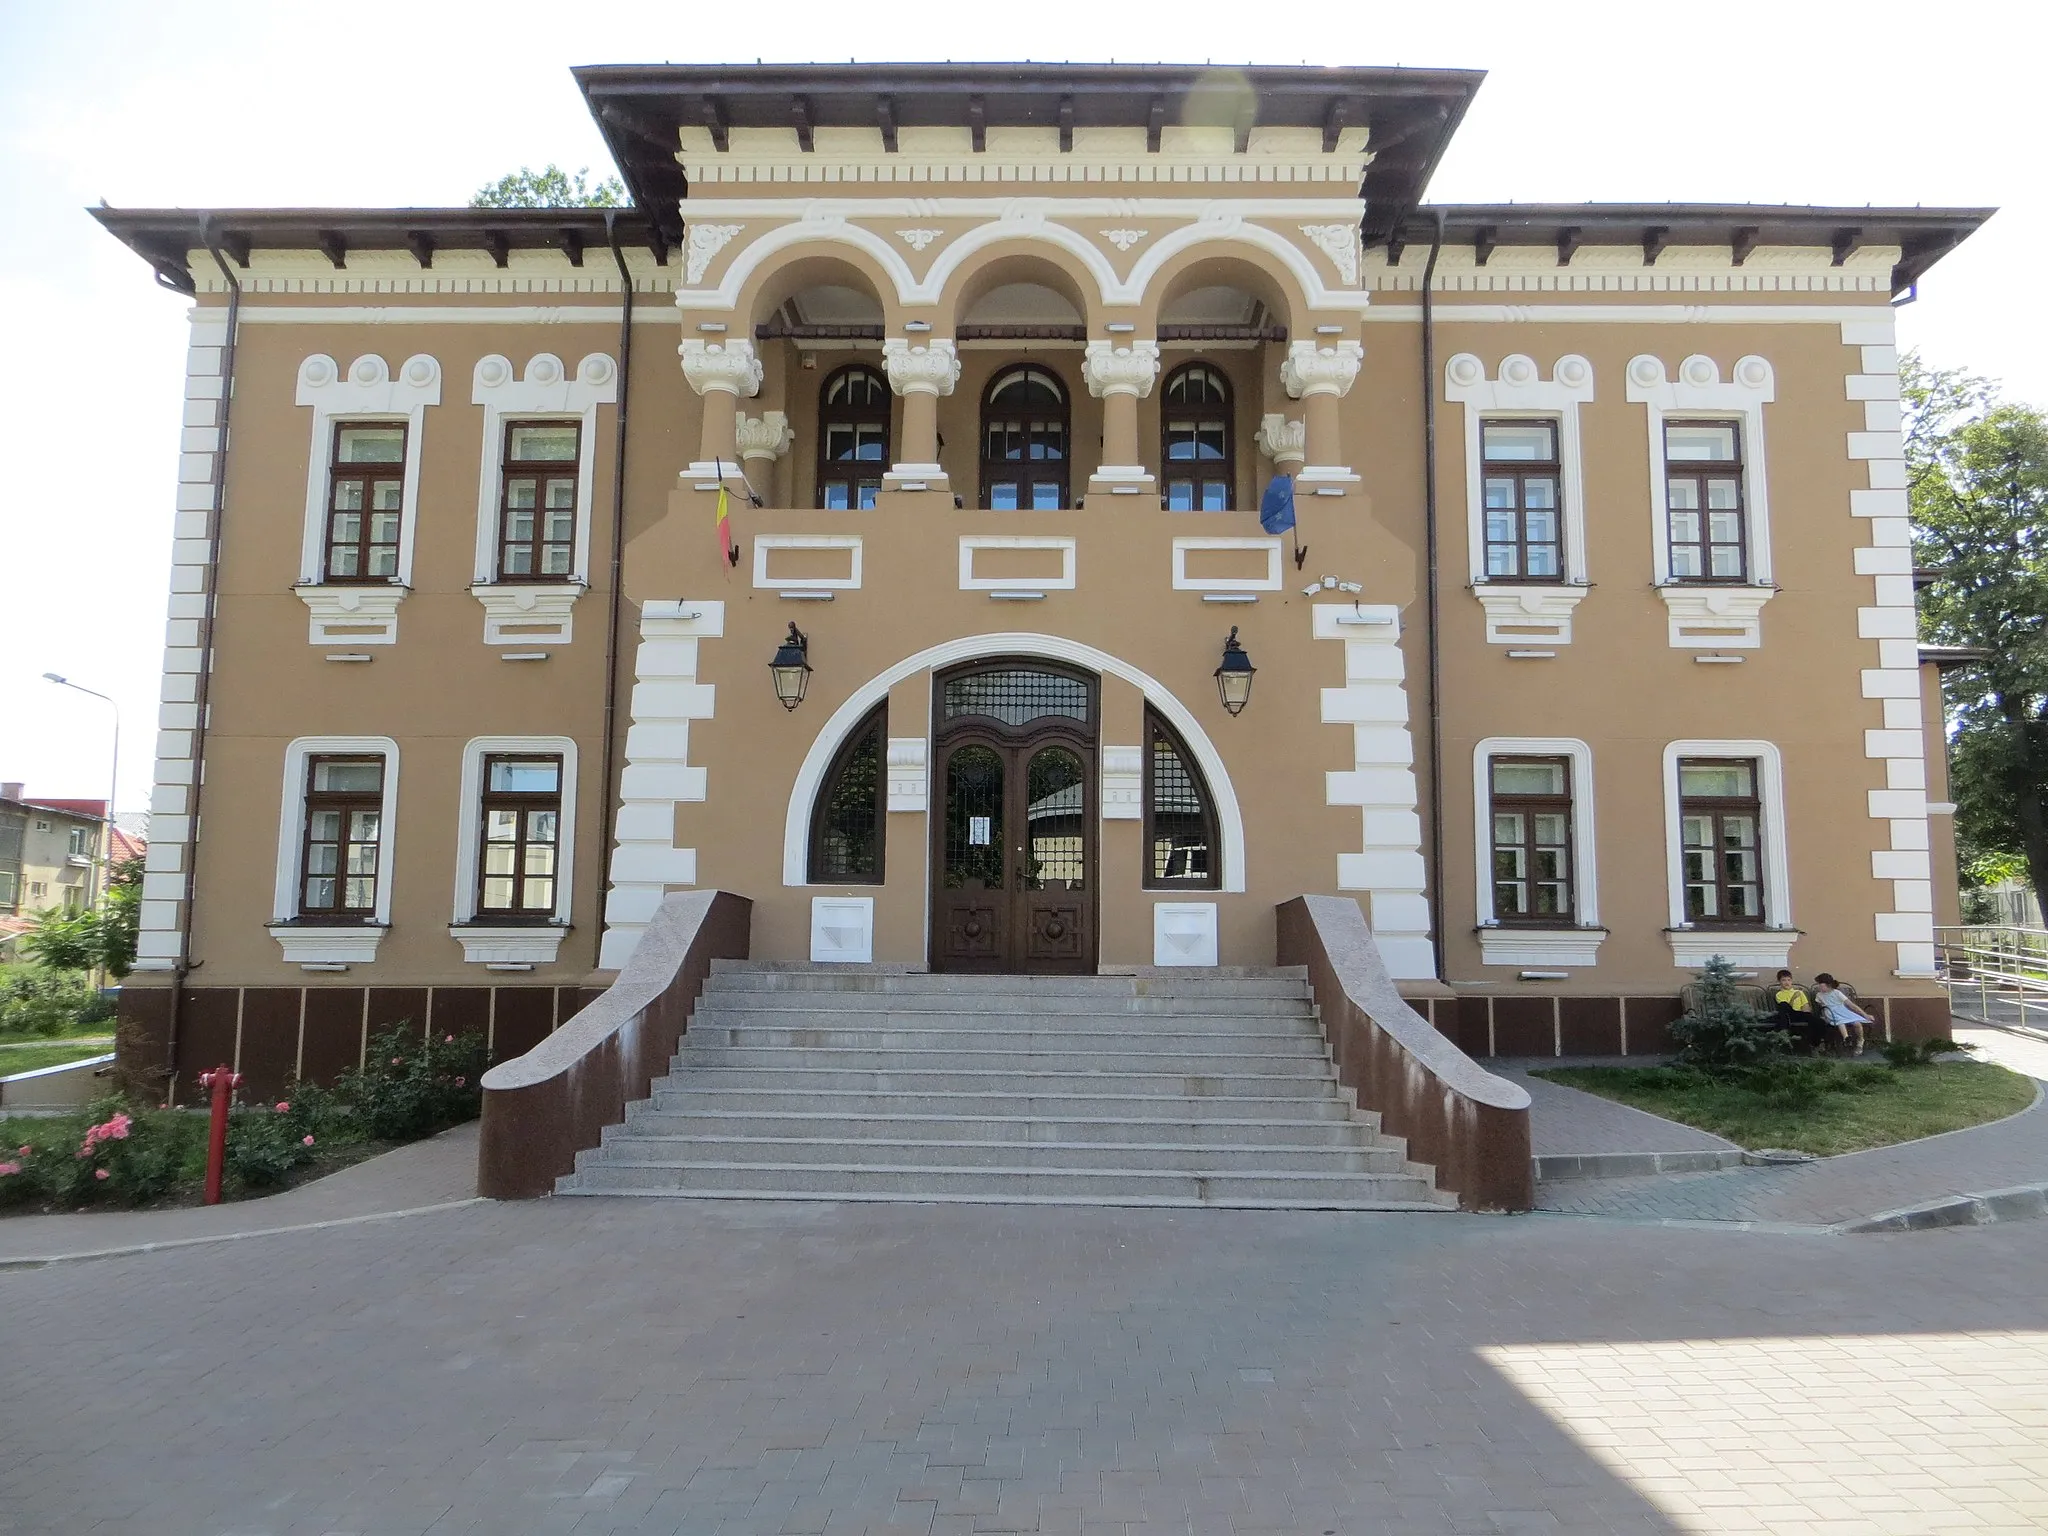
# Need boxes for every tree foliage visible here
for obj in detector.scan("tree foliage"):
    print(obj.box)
[17,854,141,980]
[471,164,626,209]
[1905,352,2048,916]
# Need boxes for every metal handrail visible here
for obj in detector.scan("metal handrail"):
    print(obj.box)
[1934,925,2048,1034]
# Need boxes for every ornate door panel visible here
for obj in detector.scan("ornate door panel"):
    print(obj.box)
[929,662,1098,974]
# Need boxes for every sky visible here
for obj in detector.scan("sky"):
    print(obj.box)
[1,0,2041,817]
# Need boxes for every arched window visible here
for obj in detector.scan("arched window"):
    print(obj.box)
[1143,709,1220,889]
[816,364,890,510]
[980,365,1069,510]
[808,703,886,882]
[1161,363,1233,511]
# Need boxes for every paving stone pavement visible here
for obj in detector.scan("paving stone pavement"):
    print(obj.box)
[5,1194,2048,1535]
[1492,1063,1738,1159]
[1533,1027,2048,1227]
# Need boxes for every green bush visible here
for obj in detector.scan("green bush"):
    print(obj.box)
[224,1100,322,1188]
[333,1025,488,1142]
[0,1097,202,1208]
[1882,1037,1974,1069]
[0,967,101,1038]
[1670,956,1784,1071]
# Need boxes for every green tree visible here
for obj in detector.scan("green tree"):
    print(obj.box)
[471,164,626,209]
[1905,352,2048,917]
[17,856,140,980]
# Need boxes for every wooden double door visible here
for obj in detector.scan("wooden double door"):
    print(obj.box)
[930,661,1098,974]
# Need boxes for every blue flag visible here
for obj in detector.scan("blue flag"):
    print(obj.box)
[1259,473,1296,535]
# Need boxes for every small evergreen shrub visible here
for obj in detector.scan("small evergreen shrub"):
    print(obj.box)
[1669,956,1783,1071]
[1881,1037,1973,1069]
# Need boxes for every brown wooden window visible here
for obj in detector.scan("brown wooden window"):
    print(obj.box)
[816,365,890,510]
[980,365,1069,510]
[1664,421,1746,581]
[497,422,581,580]
[1490,757,1573,922]
[1679,758,1764,924]
[299,755,385,919]
[322,424,406,583]
[1144,710,1219,889]
[477,755,562,917]
[808,705,885,883]
[1162,363,1233,511]
[1481,420,1562,580]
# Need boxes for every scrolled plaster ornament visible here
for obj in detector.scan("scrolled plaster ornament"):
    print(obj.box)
[678,338,763,398]
[881,336,961,397]
[1281,339,1364,400]
[683,223,744,284]
[734,411,795,463]
[1300,223,1362,286]
[1100,229,1150,252]
[1081,339,1161,399]
[896,229,943,251]
[1257,414,1306,465]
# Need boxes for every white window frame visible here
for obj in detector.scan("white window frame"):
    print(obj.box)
[1444,354,1594,587]
[1662,739,1795,962]
[1472,737,1605,967]
[294,354,440,590]
[451,736,579,930]
[270,736,402,928]
[468,353,617,589]
[1627,354,1776,589]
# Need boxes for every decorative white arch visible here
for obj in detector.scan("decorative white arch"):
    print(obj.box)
[781,633,1247,892]
[676,216,916,313]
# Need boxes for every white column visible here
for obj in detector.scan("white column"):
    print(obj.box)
[680,338,762,481]
[1282,339,1364,492]
[881,337,960,492]
[1082,338,1160,499]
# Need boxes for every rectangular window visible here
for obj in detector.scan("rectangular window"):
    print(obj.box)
[496,422,581,580]
[1480,420,1563,581]
[67,827,92,856]
[299,755,385,918]
[0,871,15,907]
[322,424,407,583]
[1489,757,1573,922]
[1679,758,1764,924]
[477,754,562,917]
[1664,421,1746,582]
[30,881,47,900]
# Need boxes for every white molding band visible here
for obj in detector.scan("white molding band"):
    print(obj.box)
[958,536,1076,592]
[781,633,1247,896]
[1660,738,1796,968]
[1471,737,1604,969]
[1314,603,1434,980]
[267,736,401,969]
[449,736,579,942]
[1170,537,1283,594]
[753,534,864,592]
[885,738,929,813]
[1444,353,1595,606]
[136,308,232,969]
[1841,316,1937,976]
[598,601,724,970]
[1101,746,1142,820]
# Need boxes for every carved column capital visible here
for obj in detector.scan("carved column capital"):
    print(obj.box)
[1257,413,1307,466]
[734,410,794,463]
[881,336,961,397]
[1081,339,1161,399]
[1281,339,1363,400]
[678,338,762,398]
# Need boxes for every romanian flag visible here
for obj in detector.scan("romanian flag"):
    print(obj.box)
[714,482,734,569]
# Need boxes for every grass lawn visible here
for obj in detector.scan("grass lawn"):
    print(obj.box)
[0,1040,116,1076]
[1533,1060,2040,1156]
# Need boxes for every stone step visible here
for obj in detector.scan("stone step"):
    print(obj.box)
[593,1133,1408,1174]
[613,1108,1382,1147]
[675,1044,1331,1075]
[702,970,1311,1000]
[694,993,1316,1018]
[656,1065,1339,1098]
[561,1157,1442,1208]
[680,1023,1329,1054]
[646,1086,1360,1120]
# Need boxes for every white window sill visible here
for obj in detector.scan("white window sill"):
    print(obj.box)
[469,581,586,646]
[449,923,569,965]
[1665,927,1801,969]
[1655,583,1774,649]
[267,922,387,968]
[1472,584,1589,646]
[294,583,408,646]
[1477,926,1608,967]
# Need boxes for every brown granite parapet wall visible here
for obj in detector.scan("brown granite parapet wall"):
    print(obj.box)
[476,890,752,1199]
[1277,895,1534,1212]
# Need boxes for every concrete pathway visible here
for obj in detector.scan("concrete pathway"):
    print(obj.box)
[0,1120,479,1266]
[1493,1060,1741,1181]
[1533,1026,2048,1229]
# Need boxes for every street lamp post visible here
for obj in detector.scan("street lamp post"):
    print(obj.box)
[41,674,121,916]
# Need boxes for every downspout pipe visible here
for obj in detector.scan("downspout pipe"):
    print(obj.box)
[598,214,635,967]
[168,219,243,1095]
[1420,210,1448,984]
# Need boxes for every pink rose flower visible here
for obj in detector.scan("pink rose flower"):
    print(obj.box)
[0,1161,20,1176]
[454,1077,465,1087]
[444,1034,454,1043]
[94,1168,110,1181]
[276,1102,290,1113]
[392,1057,402,1066]
[302,1135,315,1147]
[16,1145,29,1156]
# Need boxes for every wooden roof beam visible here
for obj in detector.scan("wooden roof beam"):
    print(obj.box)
[1323,98,1347,153]
[1832,226,1866,266]
[1473,225,1496,266]
[1147,96,1166,152]
[483,230,510,269]
[316,229,347,269]
[1642,225,1670,265]
[1058,95,1075,152]
[1556,226,1582,266]
[701,98,728,152]
[876,95,898,152]
[1731,225,1760,266]
[968,95,986,152]
[406,230,434,269]
[559,227,586,267]
[791,95,814,152]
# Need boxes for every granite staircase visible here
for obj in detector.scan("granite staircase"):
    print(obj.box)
[559,963,1452,1210]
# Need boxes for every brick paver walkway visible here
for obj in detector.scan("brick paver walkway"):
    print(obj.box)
[4,1196,2047,1533]
[1494,1063,1738,1159]
[1534,1027,2048,1228]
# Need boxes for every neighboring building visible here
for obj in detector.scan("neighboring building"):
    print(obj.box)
[0,785,107,917]
[95,62,1987,1098]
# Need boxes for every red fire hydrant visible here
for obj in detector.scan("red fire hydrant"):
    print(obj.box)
[197,1065,241,1205]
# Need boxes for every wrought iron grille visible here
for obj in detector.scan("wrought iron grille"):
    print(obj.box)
[942,746,1006,890]
[1148,727,1214,884]
[811,716,883,882]
[942,669,1089,726]
[1024,747,1085,888]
